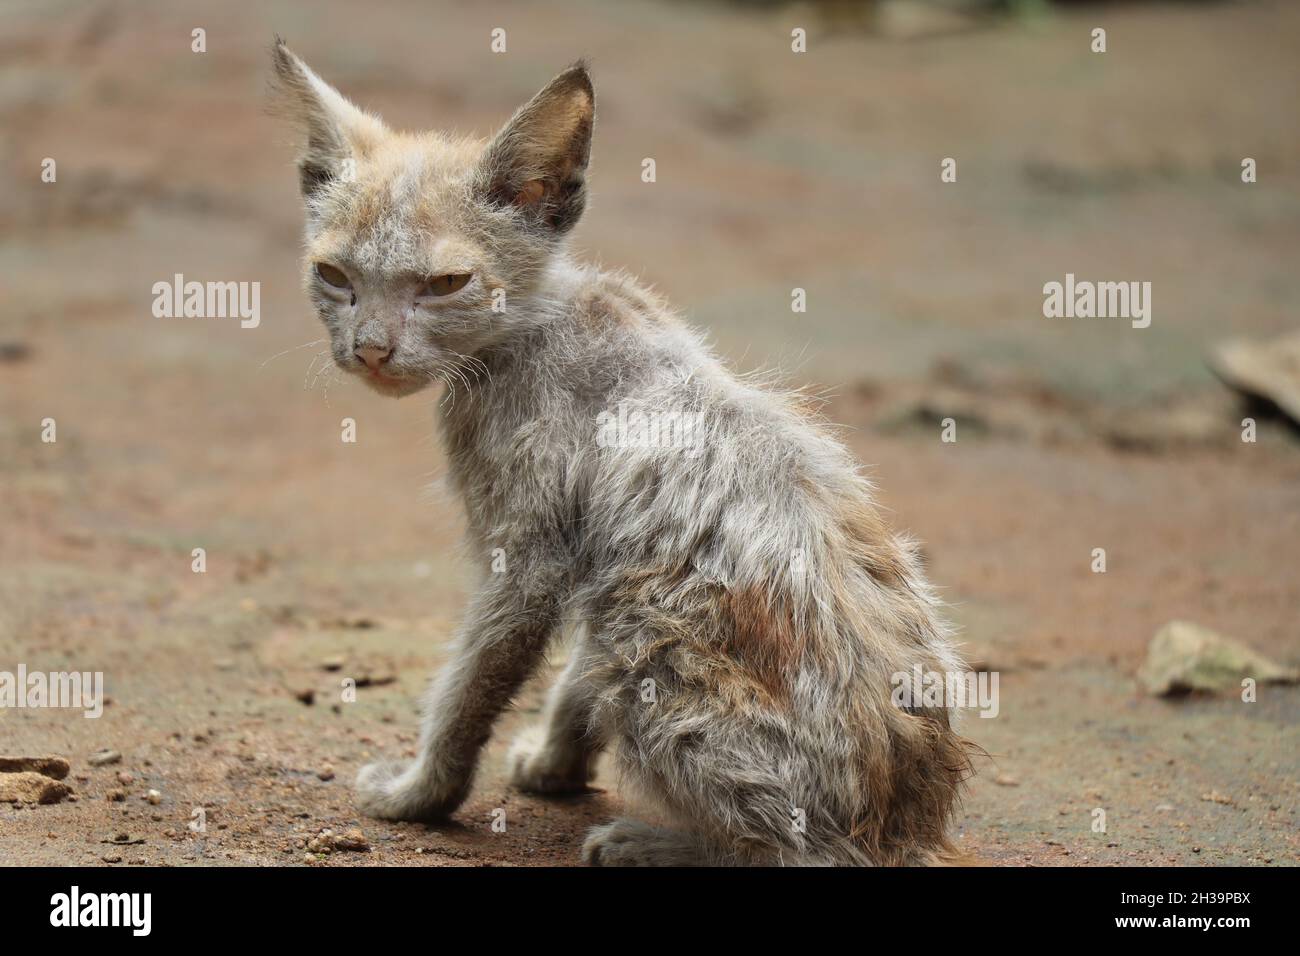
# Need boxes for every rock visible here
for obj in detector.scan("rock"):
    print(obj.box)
[316,765,335,782]
[1100,403,1225,453]
[993,774,1020,788]
[1210,330,1300,426]
[115,771,134,786]
[321,655,347,672]
[146,789,162,805]
[1137,621,1298,696]
[1201,790,1235,806]
[87,750,122,767]
[0,341,33,363]
[0,755,70,779]
[334,828,370,852]
[106,789,127,802]
[354,672,397,688]
[103,832,146,846]
[306,830,335,854]
[102,853,122,864]
[0,772,72,805]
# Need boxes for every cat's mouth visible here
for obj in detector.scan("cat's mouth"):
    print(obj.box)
[355,364,426,398]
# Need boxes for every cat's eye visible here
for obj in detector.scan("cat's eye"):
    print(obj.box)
[315,262,351,289]
[421,274,472,297]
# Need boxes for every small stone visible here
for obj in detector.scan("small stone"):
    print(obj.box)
[1137,621,1298,696]
[116,771,134,786]
[1201,790,1235,806]
[294,688,316,706]
[317,765,335,782]
[0,755,71,779]
[321,655,346,672]
[87,750,122,767]
[1155,803,1175,812]
[306,829,336,854]
[993,774,1019,787]
[106,789,127,802]
[146,789,162,805]
[0,772,72,805]
[335,828,370,852]
[102,853,122,864]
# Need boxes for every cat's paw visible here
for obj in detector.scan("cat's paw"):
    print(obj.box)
[508,726,591,794]
[354,758,461,821]
[582,819,705,867]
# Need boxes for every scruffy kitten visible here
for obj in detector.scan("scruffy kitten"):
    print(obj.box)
[271,40,972,866]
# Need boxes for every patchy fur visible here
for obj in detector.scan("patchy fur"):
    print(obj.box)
[271,40,974,865]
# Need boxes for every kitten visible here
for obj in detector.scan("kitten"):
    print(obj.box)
[271,40,972,866]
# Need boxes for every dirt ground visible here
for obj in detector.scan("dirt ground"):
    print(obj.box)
[2,0,1297,866]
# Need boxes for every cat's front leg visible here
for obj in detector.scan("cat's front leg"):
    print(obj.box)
[356,569,560,821]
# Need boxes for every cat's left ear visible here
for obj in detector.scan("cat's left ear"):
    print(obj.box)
[477,63,594,235]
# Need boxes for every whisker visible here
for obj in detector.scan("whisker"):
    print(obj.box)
[261,338,326,370]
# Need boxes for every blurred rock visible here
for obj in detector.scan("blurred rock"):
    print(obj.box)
[0,772,71,805]
[1210,331,1300,426]
[1137,621,1298,696]
[334,828,370,852]
[1099,402,1226,453]
[0,755,70,779]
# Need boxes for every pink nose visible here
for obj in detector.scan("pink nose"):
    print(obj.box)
[355,346,392,371]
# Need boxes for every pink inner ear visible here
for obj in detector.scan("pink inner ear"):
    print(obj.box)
[515,179,546,207]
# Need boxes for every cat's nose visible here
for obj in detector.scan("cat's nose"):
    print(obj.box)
[355,345,392,370]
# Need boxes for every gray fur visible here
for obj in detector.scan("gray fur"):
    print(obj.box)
[273,41,973,866]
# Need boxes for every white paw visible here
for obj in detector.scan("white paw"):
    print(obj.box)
[354,758,461,821]
[508,727,591,794]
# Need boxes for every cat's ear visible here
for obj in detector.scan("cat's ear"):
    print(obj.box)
[477,63,594,235]
[269,38,387,199]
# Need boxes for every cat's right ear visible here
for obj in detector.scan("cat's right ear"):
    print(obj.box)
[269,38,387,199]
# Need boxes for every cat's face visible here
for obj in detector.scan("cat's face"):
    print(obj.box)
[272,41,593,398]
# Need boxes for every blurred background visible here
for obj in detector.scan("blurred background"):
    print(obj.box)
[2,0,1297,866]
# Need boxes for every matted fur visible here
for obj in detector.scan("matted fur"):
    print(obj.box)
[271,40,974,866]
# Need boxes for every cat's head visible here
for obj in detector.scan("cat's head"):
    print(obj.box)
[270,39,594,397]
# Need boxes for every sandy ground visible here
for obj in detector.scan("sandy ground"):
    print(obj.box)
[1,0,1297,866]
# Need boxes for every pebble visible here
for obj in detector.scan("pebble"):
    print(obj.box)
[116,771,134,786]
[335,828,370,852]
[993,774,1019,787]
[87,750,122,767]
[102,853,122,864]
[306,830,335,854]
[317,765,336,782]
[146,789,162,805]
[106,789,127,802]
